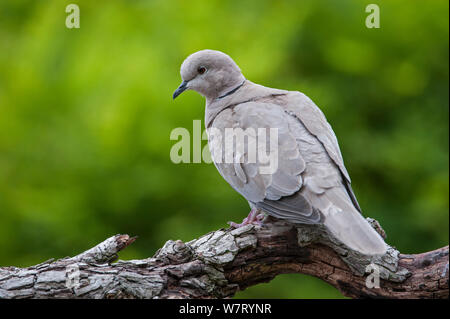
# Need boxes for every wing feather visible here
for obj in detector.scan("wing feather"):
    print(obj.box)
[283,92,362,212]
[209,101,321,224]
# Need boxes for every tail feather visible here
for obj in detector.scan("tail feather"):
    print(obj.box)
[314,188,387,255]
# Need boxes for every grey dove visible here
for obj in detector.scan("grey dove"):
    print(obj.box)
[173,49,387,255]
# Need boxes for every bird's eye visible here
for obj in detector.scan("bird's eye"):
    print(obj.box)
[197,66,206,74]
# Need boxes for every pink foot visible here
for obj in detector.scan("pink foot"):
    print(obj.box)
[228,209,266,228]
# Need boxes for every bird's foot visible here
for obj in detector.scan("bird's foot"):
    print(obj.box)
[228,209,265,229]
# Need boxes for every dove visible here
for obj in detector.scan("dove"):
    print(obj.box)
[173,49,387,255]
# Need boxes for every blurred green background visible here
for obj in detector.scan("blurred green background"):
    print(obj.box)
[0,0,448,298]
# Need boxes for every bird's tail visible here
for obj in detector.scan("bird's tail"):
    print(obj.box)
[319,188,388,255]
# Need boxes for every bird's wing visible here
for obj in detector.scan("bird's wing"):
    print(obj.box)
[282,107,387,255]
[208,101,322,224]
[281,91,362,212]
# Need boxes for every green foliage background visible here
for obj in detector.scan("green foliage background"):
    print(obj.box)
[0,0,448,298]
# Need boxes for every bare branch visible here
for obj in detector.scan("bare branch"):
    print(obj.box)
[0,220,448,299]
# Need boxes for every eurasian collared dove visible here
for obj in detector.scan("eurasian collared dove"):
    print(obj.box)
[173,49,387,255]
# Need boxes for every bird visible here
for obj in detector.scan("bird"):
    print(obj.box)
[173,49,387,255]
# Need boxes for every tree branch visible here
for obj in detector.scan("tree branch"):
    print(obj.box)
[0,219,448,299]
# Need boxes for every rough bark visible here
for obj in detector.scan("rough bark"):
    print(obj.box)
[0,218,448,299]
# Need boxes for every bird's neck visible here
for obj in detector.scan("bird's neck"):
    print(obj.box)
[205,74,246,104]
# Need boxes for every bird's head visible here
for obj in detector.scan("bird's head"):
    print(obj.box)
[173,50,245,101]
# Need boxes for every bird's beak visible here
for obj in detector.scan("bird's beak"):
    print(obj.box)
[173,81,188,100]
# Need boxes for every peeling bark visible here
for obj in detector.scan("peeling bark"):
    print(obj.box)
[0,219,448,299]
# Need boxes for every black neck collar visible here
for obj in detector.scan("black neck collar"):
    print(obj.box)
[217,80,246,100]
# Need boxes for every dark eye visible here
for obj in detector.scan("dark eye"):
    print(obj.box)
[197,66,206,74]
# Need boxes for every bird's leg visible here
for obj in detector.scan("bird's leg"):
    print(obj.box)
[228,208,265,228]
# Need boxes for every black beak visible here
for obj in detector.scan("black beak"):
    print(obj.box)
[173,81,188,100]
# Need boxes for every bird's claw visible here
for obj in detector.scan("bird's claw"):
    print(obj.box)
[228,209,265,229]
